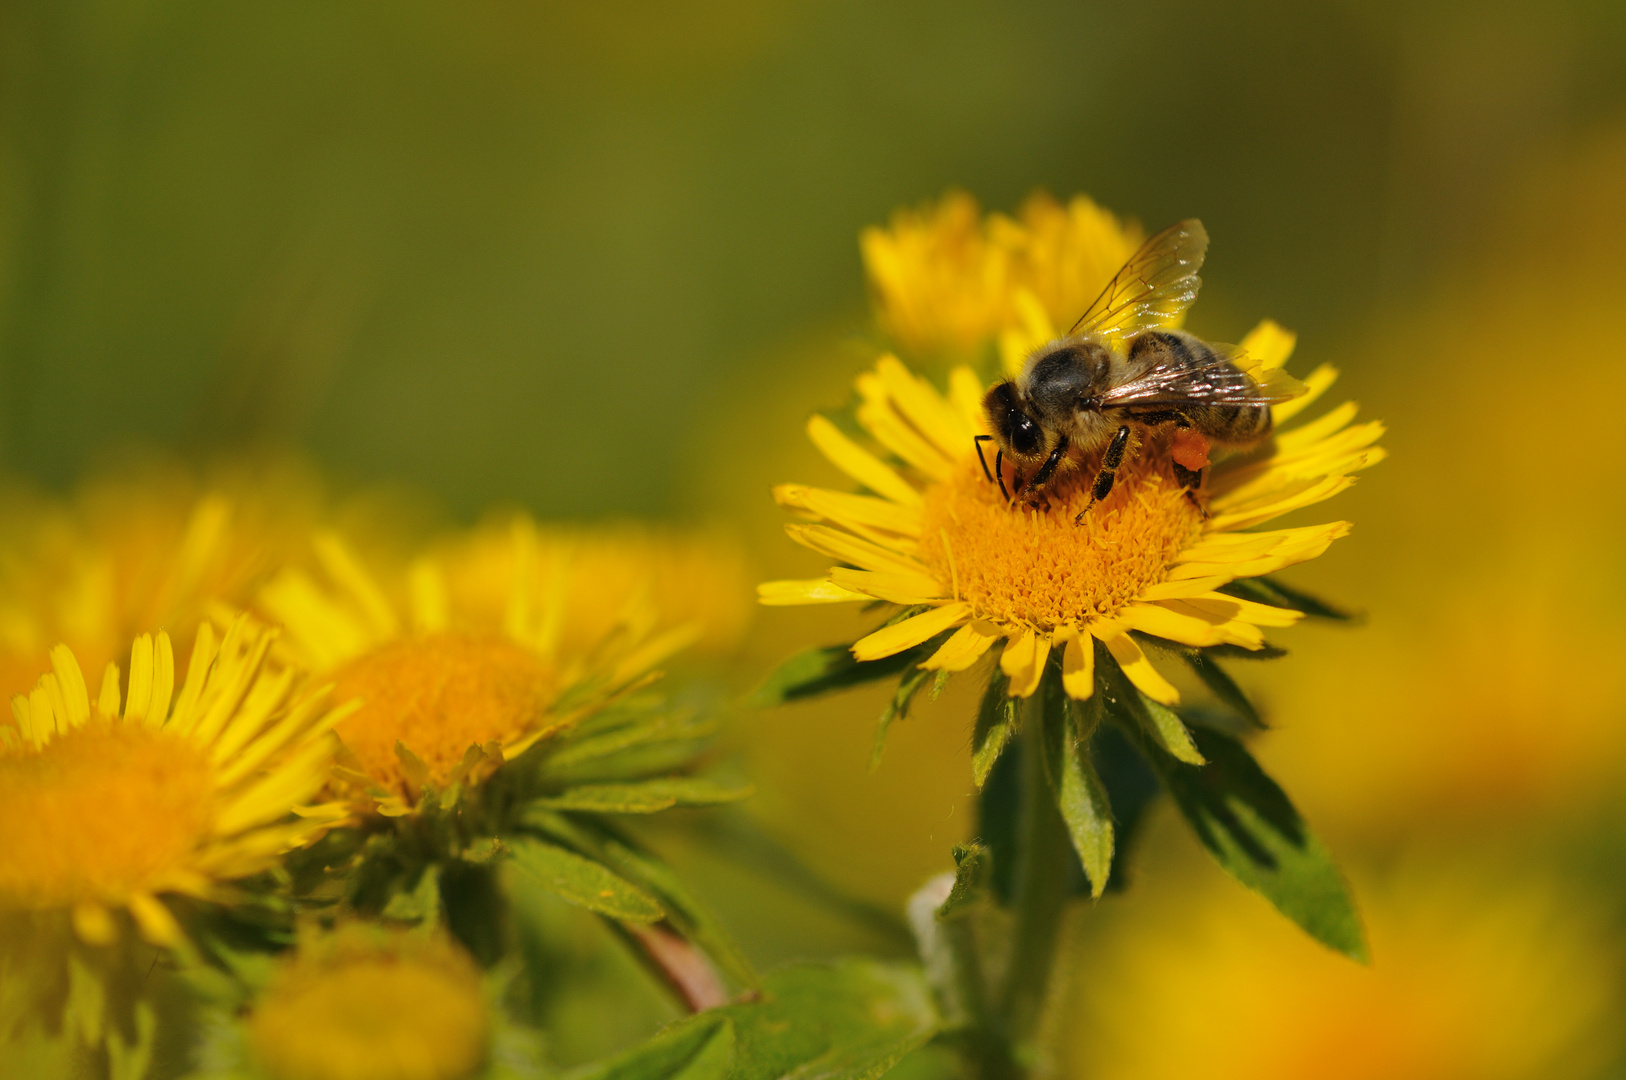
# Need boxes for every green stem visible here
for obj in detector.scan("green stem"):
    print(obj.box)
[984,685,1073,1078]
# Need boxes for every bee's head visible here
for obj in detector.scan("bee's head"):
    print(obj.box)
[983,380,1045,459]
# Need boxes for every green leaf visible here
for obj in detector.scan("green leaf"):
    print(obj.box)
[543,713,720,771]
[1098,649,1204,765]
[507,835,664,923]
[1128,724,1368,961]
[525,810,757,991]
[1204,642,1288,661]
[936,842,992,920]
[574,961,939,1080]
[971,670,1017,789]
[1185,651,1265,729]
[872,665,932,769]
[1041,690,1114,899]
[752,631,945,708]
[1220,575,1356,621]
[536,778,754,814]
[380,863,441,924]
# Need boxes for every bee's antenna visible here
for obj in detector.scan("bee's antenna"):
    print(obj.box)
[974,435,996,484]
[994,449,1010,502]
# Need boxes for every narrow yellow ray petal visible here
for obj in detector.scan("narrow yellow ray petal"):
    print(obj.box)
[40,674,71,736]
[828,566,948,606]
[49,645,90,726]
[874,353,975,458]
[1270,361,1338,424]
[1116,603,1237,648]
[757,579,873,605]
[948,366,988,431]
[806,414,922,507]
[1000,627,1050,699]
[96,663,121,719]
[1206,476,1355,531]
[1239,319,1296,372]
[1181,593,1305,629]
[773,484,922,539]
[127,893,183,948]
[1138,576,1234,601]
[1061,630,1095,700]
[170,621,219,730]
[150,632,176,725]
[125,634,154,722]
[857,398,955,481]
[72,902,116,946]
[314,532,400,640]
[852,602,970,662]
[784,523,932,578]
[409,558,449,633]
[922,620,1001,672]
[1092,627,1180,706]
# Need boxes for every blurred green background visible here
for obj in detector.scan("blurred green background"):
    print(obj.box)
[8,1,1626,1075]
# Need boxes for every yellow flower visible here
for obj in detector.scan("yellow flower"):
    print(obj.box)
[1065,855,1620,1080]
[0,619,345,948]
[860,190,1144,357]
[254,518,709,812]
[760,324,1383,706]
[248,928,491,1080]
[0,458,328,704]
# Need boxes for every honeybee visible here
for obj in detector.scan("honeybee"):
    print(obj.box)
[977,219,1304,518]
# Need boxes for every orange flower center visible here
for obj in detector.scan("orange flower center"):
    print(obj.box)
[331,633,556,793]
[919,436,1202,629]
[0,722,216,909]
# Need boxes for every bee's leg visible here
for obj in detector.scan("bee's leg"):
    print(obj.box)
[1027,436,1069,492]
[1173,462,1210,520]
[994,449,1011,502]
[1075,425,1132,523]
[974,435,996,484]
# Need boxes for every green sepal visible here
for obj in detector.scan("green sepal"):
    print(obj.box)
[506,834,664,923]
[572,961,938,1080]
[1038,679,1114,898]
[971,670,1017,789]
[872,665,932,769]
[936,842,993,920]
[1220,575,1356,621]
[1203,642,1288,661]
[535,778,754,814]
[1098,646,1204,765]
[1120,723,1369,961]
[752,621,949,708]
[523,810,757,991]
[380,862,442,925]
[1185,651,1265,729]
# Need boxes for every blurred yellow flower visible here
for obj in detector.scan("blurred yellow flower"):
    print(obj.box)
[1067,855,1621,1080]
[249,928,490,1080]
[0,459,330,705]
[0,620,345,948]
[255,518,732,812]
[860,190,1144,357]
[761,325,1382,705]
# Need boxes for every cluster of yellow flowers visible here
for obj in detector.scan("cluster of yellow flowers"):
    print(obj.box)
[0,462,750,1079]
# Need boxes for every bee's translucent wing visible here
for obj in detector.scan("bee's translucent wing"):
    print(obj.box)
[1098,343,1308,409]
[1068,219,1208,341]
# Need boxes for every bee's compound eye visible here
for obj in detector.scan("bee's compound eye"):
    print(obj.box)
[1008,411,1042,456]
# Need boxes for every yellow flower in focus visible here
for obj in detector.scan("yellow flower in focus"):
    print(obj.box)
[860,190,1144,357]
[255,520,710,812]
[0,459,328,704]
[761,324,1383,707]
[0,619,345,948]
[249,928,490,1080]
[1067,857,1620,1080]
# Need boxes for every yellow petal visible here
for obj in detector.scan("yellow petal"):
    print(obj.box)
[96,663,121,719]
[922,620,1002,672]
[1270,361,1338,424]
[757,579,873,606]
[773,484,922,539]
[852,603,971,662]
[1118,602,1243,648]
[806,414,922,507]
[313,531,400,640]
[1061,631,1095,700]
[1180,593,1304,629]
[72,901,116,946]
[1093,626,1180,706]
[828,567,948,606]
[784,523,931,578]
[49,646,90,727]
[409,557,449,633]
[949,366,988,431]
[857,397,955,481]
[1239,319,1296,372]
[127,893,182,948]
[1000,627,1051,699]
[874,353,975,458]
